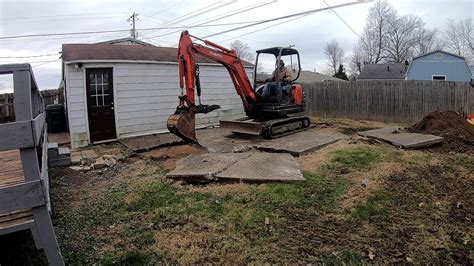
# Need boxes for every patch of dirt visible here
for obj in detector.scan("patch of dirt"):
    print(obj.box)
[407,111,474,153]
[50,162,128,187]
[338,161,406,210]
[379,160,474,263]
[141,144,207,171]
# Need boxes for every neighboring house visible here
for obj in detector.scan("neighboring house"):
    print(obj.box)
[297,70,347,83]
[61,43,253,148]
[357,63,408,80]
[405,50,472,82]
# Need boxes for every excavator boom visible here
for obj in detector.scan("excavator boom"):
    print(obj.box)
[167,31,257,143]
[167,31,309,143]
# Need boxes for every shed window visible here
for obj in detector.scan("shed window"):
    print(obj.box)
[432,75,446,81]
[89,73,110,107]
[434,52,444,59]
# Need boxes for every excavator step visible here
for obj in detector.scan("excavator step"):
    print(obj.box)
[220,116,310,139]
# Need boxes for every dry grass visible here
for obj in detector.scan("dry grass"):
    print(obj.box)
[1,118,472,265]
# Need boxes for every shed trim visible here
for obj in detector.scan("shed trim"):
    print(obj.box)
[65,60,254,69]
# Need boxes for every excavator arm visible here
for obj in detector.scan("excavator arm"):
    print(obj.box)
[167,31,258,143]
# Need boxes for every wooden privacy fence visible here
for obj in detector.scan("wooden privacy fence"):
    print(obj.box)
[302,80,474,123]
[0,88,64,122]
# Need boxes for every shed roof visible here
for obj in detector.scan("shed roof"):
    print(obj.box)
[412,50,467,61]
[62,43,253,66]
[357,63,407,80]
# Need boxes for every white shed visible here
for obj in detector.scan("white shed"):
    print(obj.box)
[61,43,252,148]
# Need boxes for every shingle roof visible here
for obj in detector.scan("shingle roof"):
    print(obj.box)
[62,43,253,66]
[97,37,155,47]
[412,50,466,61]
[357,63,408,80]
[297,70,347,83]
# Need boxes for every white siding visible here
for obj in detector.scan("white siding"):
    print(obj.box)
[65,61,252,148]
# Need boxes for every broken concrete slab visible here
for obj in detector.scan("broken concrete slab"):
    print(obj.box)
[120,133,182,152]
[167,152,304,182]
[166,153,251,180]
[359,127,443,149]
[253,131,348,156]
[217,153,304,181]
[195,127,348,156]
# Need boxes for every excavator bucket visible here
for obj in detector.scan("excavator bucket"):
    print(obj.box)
[167,111,198,144]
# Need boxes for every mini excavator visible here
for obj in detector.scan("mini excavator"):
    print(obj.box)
[167,31,310,143]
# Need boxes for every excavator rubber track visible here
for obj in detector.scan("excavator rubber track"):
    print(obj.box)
[220,116,311,139]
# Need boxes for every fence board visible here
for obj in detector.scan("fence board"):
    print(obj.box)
[303,81,473,123]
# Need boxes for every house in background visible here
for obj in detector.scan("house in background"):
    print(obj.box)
[62,42,252,148]
[297,70,347,83]
[357,62,408,80]
[97,37,155,46]
[405,50,472,82]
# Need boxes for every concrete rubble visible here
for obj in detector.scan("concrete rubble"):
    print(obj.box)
[69,149,119,172]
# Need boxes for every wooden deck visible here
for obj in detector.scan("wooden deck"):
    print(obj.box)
[0,150,33,232]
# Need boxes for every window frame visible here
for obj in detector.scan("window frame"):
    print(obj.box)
[432,75,447,81]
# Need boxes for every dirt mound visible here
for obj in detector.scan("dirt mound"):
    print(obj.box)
[408,111,474,153]
[141,144,206,170]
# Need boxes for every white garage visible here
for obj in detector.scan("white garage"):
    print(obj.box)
[61,42,252,148]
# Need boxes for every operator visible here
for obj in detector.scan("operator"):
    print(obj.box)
[262,59,293,99]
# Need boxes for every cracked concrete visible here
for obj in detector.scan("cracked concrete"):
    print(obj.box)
[166,152,304,182]
[359,127,443,149]
[217,153,304,181]
[166,153,251,181]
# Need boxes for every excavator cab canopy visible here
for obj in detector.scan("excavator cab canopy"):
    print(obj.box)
[253,46,301,89]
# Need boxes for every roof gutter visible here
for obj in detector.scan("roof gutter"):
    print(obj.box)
[64,59,254,68]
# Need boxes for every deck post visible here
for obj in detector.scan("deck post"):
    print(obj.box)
[12,68,64,265]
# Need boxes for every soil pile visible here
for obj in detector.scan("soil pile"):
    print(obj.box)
[408,111,474,153]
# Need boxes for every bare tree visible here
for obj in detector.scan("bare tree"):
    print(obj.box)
[354,0,442,65]
[230,40,254,62]
[348,47,363,76]
[414,28,443,56]
[356,0,396,64]
[324,40,344,75]
[384,14,425,62]
[444,18,473,63]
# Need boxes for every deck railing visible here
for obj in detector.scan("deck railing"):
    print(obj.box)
[0,64,63,265]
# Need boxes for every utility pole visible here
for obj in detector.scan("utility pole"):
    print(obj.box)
[128,12,139,39]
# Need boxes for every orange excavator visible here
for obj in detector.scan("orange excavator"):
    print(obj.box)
[167,31,310,143]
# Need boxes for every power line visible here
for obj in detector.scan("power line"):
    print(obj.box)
[141,0,231,38]
[147,0,277,39]
[220,13,313,42]
[323,0,365,42]
[0,53,60,59]
[202,1,373,38]
[0,12,130,21]
[142,17,285,47]
[140,0,186,22]
[0,21,266,41]
[32,59,61,67]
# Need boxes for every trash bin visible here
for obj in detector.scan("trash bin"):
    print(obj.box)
[46,103,67,133]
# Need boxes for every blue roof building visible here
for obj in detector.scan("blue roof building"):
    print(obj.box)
[406,50,472,82]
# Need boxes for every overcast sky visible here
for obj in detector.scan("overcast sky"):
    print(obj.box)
[0,0,472,92]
